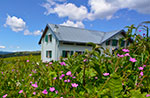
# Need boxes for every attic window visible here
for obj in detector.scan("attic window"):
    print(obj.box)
[106,40,110,45]
[49,35,52,42]
[45,35,52,43]
[112,39,118,46]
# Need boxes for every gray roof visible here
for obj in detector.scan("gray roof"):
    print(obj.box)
[39,24,125,44]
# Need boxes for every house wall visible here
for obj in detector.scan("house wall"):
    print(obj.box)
[41,29,58,62]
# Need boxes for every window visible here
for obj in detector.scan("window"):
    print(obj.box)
[62,51,74,58]
[121,40,125,47]
[49,35,52,42]
[112,39,118,46]
[46,51,52,58]
[76,51,83,54]
[106,40,110,45]
[45,35,48,43]
[127,41,130,46]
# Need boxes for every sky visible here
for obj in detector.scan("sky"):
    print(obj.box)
[0,0,150,52]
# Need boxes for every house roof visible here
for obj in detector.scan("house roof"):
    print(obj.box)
[38,24,125,44]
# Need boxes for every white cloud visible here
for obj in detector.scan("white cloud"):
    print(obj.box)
[33,30,42,36]
[0,46,6,49]
[42,0,150,21]
[61,20,84,28]
[16,46,20,49]
[24,29,42,36]
[4,15,26,32]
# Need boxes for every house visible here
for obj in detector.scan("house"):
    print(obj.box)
[38,24,131,62]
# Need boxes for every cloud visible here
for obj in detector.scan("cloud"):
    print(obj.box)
[42,0,150,21]
[24,29,42,36]
[0,46,6,49]
[61,20,84,28]
[4,15,26,32]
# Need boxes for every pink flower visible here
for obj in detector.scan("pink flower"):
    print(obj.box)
[122,83,124,85]
[32,70,36,73]
[71,83,78,87]
[66,71,71,76]
[138,67,144,70]
[146,94,150,97]
[49,87,55,92]
[49,62,52,64]
[95,77,98,79]
[140,72,144,76]
[59,77,62,80]
[72,76,76,79]
[42,89,48,94]
[64,80,67,82]
[83,59,87,62]
[27,60,29,62]
[3,94,7,98]
[32,83,38,88]
[129,57,137,62]
[60,97,63,98]
[29,74,32,76]
[67,79,70,82]
[55,90,58,94]
[143,65,146,67]
[124,53,130,56]
[61,74,65,77]
[119,55,124,58]
[33,92,36,95]
[122,49,129,52]
[19,90,23,94]
[46,64,48,66]
[61,71,63,73]
[53,77,57,80]
[143,33,145,36]
[139,30,142,32]
[103,73,110,76]
[12,69,14,71]
[60,62,66,66]
[30,81,33,84]
[1,72,3,74]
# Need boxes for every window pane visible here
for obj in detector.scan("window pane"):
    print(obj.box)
[62,51,66,57]
[49,35,52,42]
[49,51,52,58]
[121,40,125,47]
[106,40,110,45]
[45,35,48,42]
[112,39,118,46]
[71,51,74,55]
[127,41,130,46]
[46,51,48,57]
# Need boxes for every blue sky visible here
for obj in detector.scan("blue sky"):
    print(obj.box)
[0,0,150,52]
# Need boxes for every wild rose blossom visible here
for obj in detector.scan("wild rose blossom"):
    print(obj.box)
[143,65,146,67]
[66,71,71,76]
[138,67,144,70]
[53,77,57,80]
[49,62,52,64]
[64,80,67,82]
[32,83,38,88]
[103,73,110,76]
[129,57,137,62]
[49,87,55,92]
[72,76,76,79]
[26,60,29,62]
[55,90,58,94]
[60,62,66,66]
[146,94,150,97]
[33,92,36,95]
[71,83,78,87]
[29,74,32,76]
[42,89,48,94]
[67,79,71,82]
[125,53,130,56]
[19,90,23,94]
[3,94,7,98]
[122,49,129,52]
[95,77,98,79]
[140,72,144,76]
[83,59,87,62]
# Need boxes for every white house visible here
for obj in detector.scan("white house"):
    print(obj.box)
[38,24,131,62]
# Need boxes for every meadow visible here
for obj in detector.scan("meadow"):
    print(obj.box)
[0,23,150,98]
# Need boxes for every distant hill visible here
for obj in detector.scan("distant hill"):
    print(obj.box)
[0,51,13,55]
[0,51,40,58]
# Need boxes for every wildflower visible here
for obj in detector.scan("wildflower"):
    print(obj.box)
[29,74,32,76]
[19,90,23,94]
[60,97,63,98]
[64,80,67,82]
[59,77,62,80]
[72,76,76,79]
[32,83,38,88]
[12,69,14,71]
[119,55,124,58]
[32,70,36,73]
[70,74,72,77]
[146,94,150,97]
[61,74,65,77]
[122,49,129,52]
[139,30,141,32]
[143,33,145,36]
[61,71,63,73]
[55,90,58,94]
[83,59,87,62]
[46,64,48,66]
[33,92,36,95]
[42,89,48,94]
[71,83,78,87]
[117,54,120,57]
[140,72,144,76]
[60,62,66,66]
[3,94,7,98]
[129,57,137,62]
[27,60,29,62]
[124,53,130,56]
[143,65,146,67]
[30,81,33,84]
[49,62,52,64]
[138,67,144,70]
[49,87,55,92]
[122,83,124,85]
[1,72,3,74]
[103,73,110,76]
[95,77,98,79]
[66,71,71,76]
[67,79,70,82]
[53,77,57,80]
